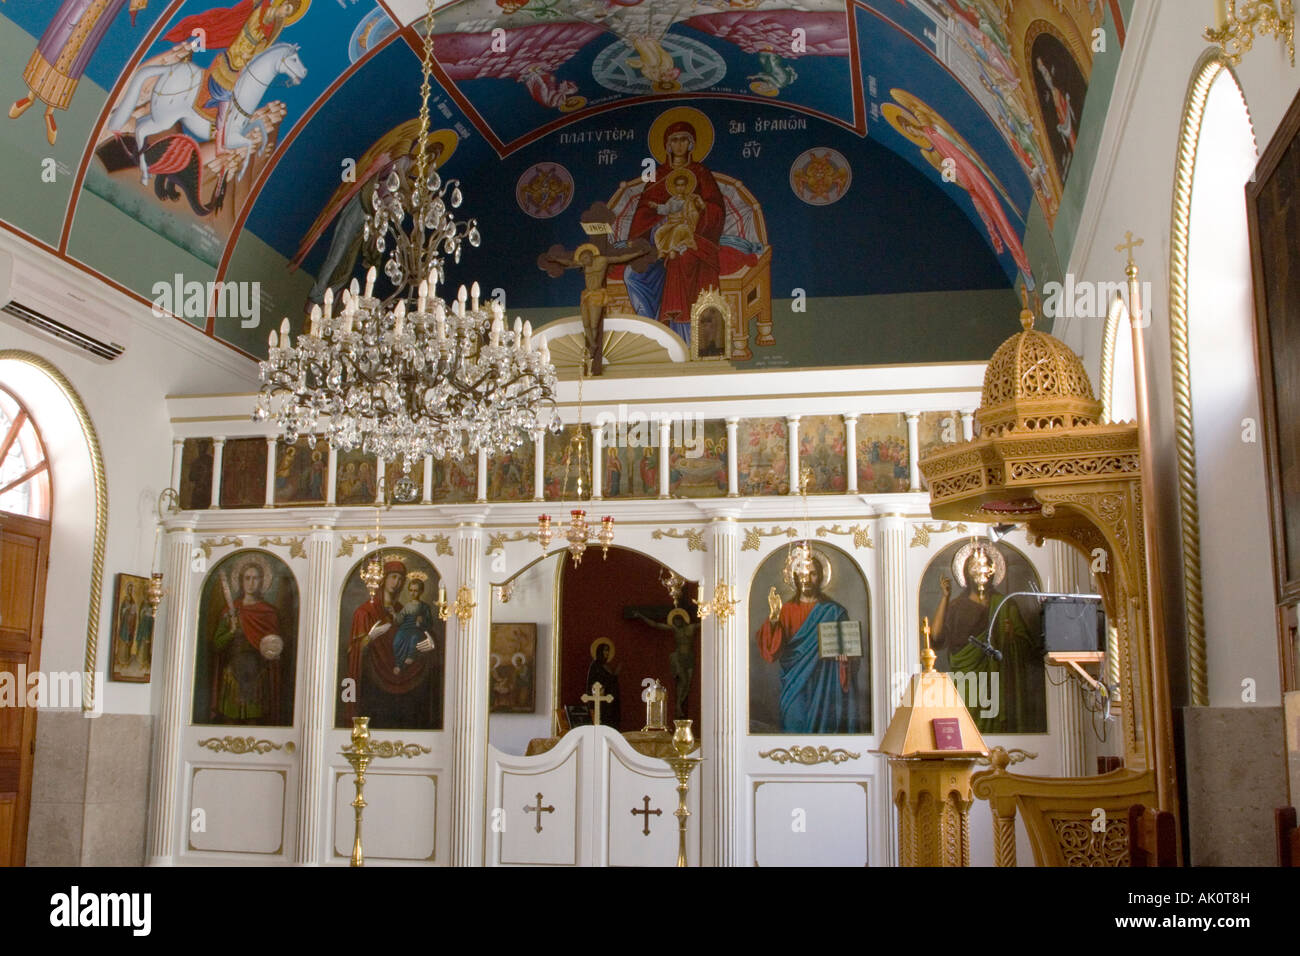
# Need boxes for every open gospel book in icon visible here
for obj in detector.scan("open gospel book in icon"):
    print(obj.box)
[817,620,863,658]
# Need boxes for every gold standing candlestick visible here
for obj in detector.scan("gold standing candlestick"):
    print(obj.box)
[663,719,703,867]
[341,717,376,867]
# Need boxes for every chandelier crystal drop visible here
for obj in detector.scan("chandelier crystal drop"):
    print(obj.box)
[254,0,558,470]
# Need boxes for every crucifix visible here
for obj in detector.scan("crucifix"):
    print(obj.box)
[524,792,555,833]
[631,794,662,836]
[582,681,614,725]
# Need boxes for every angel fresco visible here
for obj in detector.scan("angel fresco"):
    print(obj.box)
[682,9,851,98]
[434,20,600,113]
[883,88,1034,290]
[193,551,298,726]
[291,122,458,308]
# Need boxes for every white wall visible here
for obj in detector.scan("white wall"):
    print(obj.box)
[0,241,257,716]
[1061,0,1300,707]
[487,553,559,755]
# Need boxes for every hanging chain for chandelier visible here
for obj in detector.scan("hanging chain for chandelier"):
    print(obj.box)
[537,349,613,566]
[254,0,559,488]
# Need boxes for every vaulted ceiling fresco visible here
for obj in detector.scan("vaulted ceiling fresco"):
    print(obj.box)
[0,0,1128,368]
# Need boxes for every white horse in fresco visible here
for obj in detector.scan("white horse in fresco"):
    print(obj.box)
[107,43,307,185]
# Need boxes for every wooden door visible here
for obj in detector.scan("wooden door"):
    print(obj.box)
[0,513,50,867]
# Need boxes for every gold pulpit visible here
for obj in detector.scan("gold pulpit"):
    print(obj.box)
[919,302,1177,867]
[878,629,988,867]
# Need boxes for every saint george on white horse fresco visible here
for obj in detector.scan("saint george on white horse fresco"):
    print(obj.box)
[106,41,306,187]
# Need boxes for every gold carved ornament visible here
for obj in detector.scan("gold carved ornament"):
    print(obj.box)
[908,522,967,548]
[259,536,306,559]
[338,534,386,557]
[405,532,453,555]
[197,736,294,755]
[198,536,244,559]
[758,745,861,766]
[816,524,874,549]
[741,525,797,551]
[652,528,707,552]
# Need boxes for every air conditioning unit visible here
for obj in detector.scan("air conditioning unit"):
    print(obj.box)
[0,245,132,363]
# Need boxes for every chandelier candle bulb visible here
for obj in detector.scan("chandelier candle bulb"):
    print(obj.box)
[309,304,321,337]
[268,329,277,349]
[365,266,377,299]
[418,280,428,313]
[323,287,334,320]
[280,317,289,340]
[523,321,532,350]
[471,281,480,310]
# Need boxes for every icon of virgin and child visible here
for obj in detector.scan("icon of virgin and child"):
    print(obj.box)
[341,552,445,730]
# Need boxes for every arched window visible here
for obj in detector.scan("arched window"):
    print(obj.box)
[0,384,50,519]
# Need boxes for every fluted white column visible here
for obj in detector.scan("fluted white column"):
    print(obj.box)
[844,414,859,494]
[725,417,739,496]
[294,527,335,863]
[878,511,908,869]
[375,457,386,504]
[326,447,338,505]
[786,415,800,494]
[210,437,225,509]
[1048,538,1088,778]
[477,448,488,503]
[709,514,741,866]
[450,518,488,866]
[591,424,604,500]
[264,438,277,507]
[421,454,433,504]
[533,433,545,501]
[960,410,975,442]
[146,525,196,864]
[170,439,184,493]
[657,420,671,498]
[905,413,920,491]
[879,513,911,709]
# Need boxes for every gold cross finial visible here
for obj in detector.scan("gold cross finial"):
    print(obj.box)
[921,616,936,673]
[1115,231,1144,275]
[582,681,614,725]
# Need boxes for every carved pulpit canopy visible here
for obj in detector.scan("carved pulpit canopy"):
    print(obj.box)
[919,309,1137,518]
[977,309,1103,438]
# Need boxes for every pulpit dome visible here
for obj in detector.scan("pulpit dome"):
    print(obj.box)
[975,310,1103,437]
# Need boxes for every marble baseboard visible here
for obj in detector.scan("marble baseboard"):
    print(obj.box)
[24,711,152,867]
[1183,706,1288,866]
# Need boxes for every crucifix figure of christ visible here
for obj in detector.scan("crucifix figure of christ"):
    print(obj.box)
[630,607,699,719]
[537,203,653,376]
[525,792,555,833]
[582,682,614,725]
[631,794,662,836]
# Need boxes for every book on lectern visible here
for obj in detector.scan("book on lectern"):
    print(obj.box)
[817,620,863,658]
[931,717,963,751]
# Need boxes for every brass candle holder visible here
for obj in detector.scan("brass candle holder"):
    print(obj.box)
[663,719,703,867]
[341,717,376,867]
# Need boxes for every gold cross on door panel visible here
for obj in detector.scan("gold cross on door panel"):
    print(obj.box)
[525,792,555,833]
[631,795,662,836]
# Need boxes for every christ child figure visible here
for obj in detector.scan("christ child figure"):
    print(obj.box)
[391,573,435,673]
[654,168,704,259]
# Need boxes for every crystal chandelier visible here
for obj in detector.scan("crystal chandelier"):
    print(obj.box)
[254,0,558,473]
